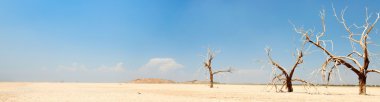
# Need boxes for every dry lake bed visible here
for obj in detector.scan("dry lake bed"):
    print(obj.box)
[0,82,380,102]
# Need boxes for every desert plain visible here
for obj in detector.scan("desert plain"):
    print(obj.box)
[0,82,380,102]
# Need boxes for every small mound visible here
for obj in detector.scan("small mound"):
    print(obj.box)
[130,78,176,84]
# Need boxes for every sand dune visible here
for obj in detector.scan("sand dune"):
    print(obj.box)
[0,82,380,102]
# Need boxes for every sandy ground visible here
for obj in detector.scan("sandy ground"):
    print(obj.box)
[0,82,380,102]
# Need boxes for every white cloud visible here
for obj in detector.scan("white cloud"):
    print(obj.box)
[96,62,126,72]
[140,58,184,72]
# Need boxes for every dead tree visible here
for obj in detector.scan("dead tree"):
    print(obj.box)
[266,48,314,92]
[203,48,232,88]
[295,8,380,95]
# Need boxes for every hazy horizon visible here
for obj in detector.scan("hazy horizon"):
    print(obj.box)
[1,0,380,85]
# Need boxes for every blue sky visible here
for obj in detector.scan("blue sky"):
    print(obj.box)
[0,0,380,84]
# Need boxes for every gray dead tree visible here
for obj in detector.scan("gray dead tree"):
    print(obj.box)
[295,8,380,95]
[266,48,315,92]
[203,48,232,88]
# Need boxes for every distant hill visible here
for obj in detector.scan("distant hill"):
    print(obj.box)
[130,78,176,84]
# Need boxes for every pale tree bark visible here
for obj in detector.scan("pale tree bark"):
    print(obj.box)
[266,48,315,92]
[295,7,380,95]
[203,48,232,88]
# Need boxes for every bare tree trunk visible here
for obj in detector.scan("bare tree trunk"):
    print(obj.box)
[209,70,214,88]
[266,48,306,92]
[203,48,232,88]
[358,75,367,95]
[286,78,293,92]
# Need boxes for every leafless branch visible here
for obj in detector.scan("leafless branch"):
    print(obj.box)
[266,48,288,76]
[326,61,338,85]
[289,50,303,78]
[212,67,232,75]
[347,51,364,58]
[367,69,380,74]
[292,78,318,94]
[292,78,316,86]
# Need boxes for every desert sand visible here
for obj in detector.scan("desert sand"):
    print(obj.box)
[0,82,380,102]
